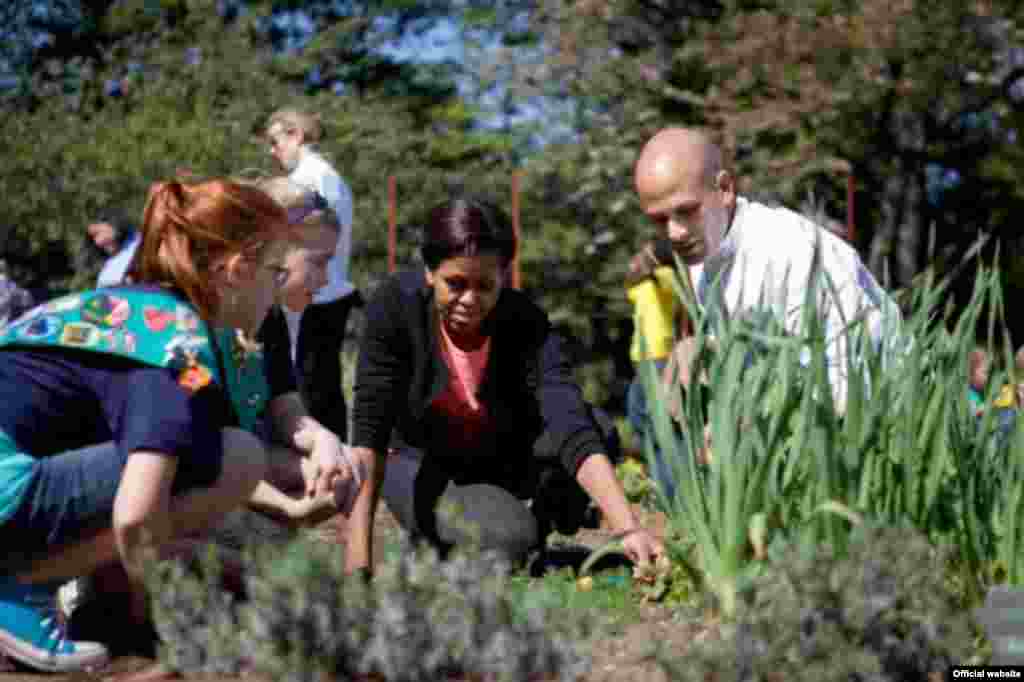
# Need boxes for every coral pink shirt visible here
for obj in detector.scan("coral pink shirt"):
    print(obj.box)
[430,323,492,450]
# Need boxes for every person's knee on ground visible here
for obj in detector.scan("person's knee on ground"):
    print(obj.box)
[381,450,539,563]
[435,484,538,563]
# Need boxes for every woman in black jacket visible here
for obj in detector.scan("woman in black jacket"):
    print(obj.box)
[344,197,663,571]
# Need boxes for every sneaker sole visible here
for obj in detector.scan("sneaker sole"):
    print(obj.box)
[0,629,108,673]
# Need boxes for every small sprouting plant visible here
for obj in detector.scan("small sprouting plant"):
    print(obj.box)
[616,457,657,507]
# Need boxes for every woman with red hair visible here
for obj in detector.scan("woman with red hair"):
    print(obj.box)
[0,179,359,673]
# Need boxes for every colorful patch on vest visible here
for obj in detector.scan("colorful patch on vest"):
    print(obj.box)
[43,295,82,314]
[163,334,208,363]
[99,329,138,353]
[60,322,99,347]
[82,294,131,328]
[142,306,175,332]
[178,363,213,394]
[99,330,117,350]
[176,305,200,332]
[16,314,61,340]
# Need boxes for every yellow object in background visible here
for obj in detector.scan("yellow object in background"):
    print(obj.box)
[627,266,679,362]
[994,383,1019,409]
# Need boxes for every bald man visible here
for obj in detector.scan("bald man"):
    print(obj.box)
[634,127,902,413]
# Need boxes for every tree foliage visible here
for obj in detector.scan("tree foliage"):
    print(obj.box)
[5,0,1024,405]
[490,0,1024,329]
[0,0,513,294]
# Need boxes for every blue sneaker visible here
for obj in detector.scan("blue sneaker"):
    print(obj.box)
[0,579,108,672]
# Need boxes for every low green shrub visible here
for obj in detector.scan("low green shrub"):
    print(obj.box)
[149,535,596,682]
[656,523,974,681]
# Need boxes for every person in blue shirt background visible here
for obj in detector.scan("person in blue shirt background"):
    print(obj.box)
[0,178,360,673]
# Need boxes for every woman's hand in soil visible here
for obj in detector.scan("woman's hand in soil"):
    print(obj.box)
[621,527,665,569]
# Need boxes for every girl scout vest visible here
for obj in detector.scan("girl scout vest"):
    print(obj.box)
[0,287,269,431]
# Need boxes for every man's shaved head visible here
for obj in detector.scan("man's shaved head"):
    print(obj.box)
[635,128,723,196]
[634,127,736,265]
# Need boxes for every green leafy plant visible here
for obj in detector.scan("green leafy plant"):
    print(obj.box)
[642,249,1024,618]
[653,523,974,681]
[149,534,596,682]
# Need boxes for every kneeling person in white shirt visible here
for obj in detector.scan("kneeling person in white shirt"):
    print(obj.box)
[633,127,902,416]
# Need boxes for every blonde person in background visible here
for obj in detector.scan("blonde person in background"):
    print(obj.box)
[242,176,365,529]
[264,108,360,443]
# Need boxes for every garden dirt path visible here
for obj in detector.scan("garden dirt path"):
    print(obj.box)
[0,505,704,682]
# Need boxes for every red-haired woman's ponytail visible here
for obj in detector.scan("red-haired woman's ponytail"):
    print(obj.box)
[132,179,288,321]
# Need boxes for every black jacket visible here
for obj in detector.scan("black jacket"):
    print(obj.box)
[351,269,604,479]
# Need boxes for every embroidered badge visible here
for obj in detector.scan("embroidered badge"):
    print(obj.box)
[178,363,213,393]
[82,294,131,328]
[100,330,117,350]
[143,306,175,332]
[175,305,200,332]
[163,334,209,362]
[16,315,61,340]
[168,347,213,394]
[61,322,99,347]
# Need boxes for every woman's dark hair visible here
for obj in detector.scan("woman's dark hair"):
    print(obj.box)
[86,210,137,260]
[421,197,517,271]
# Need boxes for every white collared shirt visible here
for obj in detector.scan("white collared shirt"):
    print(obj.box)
[695,196,902,409]
[289,146,355,303]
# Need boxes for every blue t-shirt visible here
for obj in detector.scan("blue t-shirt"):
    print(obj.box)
[0,321,297,523]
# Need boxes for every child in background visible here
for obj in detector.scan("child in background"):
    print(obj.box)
[988,346,1024,446]
[968,347,991,417]
[246,177,361,527]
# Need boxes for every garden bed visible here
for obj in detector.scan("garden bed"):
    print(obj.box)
[0,504,698,682]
